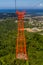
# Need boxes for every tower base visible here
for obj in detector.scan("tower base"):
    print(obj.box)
[16,53,28,60]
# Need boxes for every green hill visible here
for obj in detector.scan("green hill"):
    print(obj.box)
[0,18,43,65]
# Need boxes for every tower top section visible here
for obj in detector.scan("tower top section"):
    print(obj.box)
[16,11,26,20]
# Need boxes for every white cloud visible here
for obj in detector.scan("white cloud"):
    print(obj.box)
[39,3,43,7]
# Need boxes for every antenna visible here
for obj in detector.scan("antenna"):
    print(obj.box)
[15,0,16,12]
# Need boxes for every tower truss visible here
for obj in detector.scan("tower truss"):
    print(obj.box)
[16,11,28,60]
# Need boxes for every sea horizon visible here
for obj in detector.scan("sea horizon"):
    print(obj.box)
[0,9,43,16]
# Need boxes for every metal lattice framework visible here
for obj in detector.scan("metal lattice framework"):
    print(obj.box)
[16,11,28,60]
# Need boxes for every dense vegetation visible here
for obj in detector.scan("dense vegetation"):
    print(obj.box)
[0,18,43,65]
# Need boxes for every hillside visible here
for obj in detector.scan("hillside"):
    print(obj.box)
[0,18,43,65]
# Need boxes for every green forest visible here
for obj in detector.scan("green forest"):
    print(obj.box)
[0,18,43,65]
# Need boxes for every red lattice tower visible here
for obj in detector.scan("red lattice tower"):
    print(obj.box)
[16,11,28,60]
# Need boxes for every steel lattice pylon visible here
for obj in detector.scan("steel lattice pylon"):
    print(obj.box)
[16,11,28,60]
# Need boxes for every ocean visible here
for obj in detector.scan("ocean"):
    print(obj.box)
[0,9,43,16]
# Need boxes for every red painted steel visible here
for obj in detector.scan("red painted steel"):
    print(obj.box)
[16,11,28,60]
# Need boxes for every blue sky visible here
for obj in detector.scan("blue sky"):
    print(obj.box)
[0,0,43,9]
